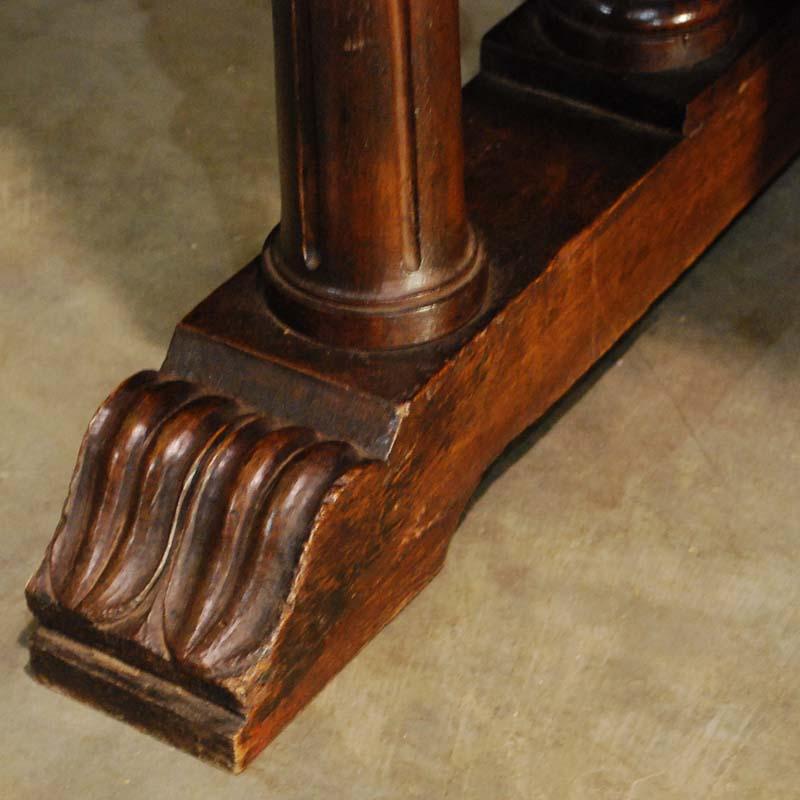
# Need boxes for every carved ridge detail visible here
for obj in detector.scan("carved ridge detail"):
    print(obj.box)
[29,371,364,680]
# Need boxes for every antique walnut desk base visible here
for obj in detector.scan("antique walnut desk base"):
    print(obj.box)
[25,0,800,772]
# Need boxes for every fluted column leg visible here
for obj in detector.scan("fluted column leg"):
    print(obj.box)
[263,0,486,349]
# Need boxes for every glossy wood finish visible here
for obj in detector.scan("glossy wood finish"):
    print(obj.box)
[482,1,763,132]
[541,0,742,73]
[26,0,800,774]
[264,0,486,349]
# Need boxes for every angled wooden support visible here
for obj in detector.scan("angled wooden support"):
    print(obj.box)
[26,0,800,773]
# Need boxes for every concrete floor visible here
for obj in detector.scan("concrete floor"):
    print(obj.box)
[2,2,799,798]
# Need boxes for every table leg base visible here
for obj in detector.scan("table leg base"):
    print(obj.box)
[25,0,800,772]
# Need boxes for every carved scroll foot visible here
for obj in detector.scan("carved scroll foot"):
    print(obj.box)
[26,370,463,770]
[26,372,369,769]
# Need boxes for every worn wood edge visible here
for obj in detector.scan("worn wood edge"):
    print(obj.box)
[238,499,460,767]
[29,626,246,772]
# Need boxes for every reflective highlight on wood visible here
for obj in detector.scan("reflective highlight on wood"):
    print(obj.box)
[541,0,742,73]
[29,372,362,681]
[264,0,486,349]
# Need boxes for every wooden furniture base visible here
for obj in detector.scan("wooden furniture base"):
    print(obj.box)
[26,0,800,773]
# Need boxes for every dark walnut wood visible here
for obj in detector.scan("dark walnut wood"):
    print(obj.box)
[28,372,362,682]
[541,0,742,73]
[26,0,800,774]
[264,0,486,349]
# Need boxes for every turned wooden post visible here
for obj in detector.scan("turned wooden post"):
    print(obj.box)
[541,0,742,73]
[263,0,486,350]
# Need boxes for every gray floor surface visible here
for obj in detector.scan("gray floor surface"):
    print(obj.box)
[2,2,799,797]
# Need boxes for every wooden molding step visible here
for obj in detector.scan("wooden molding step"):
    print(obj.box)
[25,0,800,773]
